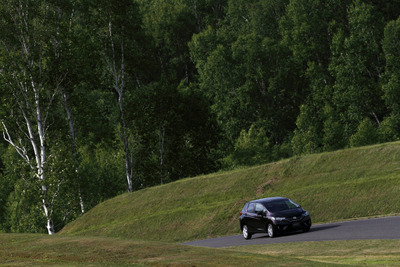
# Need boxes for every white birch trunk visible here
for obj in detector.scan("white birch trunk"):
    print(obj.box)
[106,20,133,192]
[61,91,85,214]
[31,78,55,235]
[1,1,56,235]
[2,82,56,235]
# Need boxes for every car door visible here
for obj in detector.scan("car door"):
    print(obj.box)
[245,202,266,233]
[244,202,258,232]
[254,203,268,232]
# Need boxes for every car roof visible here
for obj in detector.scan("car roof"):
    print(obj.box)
[250,197,287,203]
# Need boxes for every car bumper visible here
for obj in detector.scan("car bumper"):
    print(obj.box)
[274,216,311,231]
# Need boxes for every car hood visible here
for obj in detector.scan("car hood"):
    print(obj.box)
[270,208,304,217]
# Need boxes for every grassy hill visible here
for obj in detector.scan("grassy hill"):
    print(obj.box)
[2,233,400,266]
[60,142,400,242]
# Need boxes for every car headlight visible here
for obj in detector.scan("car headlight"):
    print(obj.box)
[271,217,285,221]
[302,211,309,217]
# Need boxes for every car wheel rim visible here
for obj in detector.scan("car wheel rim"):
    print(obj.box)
[268,224,273,237]
[243,226,248,238]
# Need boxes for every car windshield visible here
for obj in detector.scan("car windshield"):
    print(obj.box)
[264,199,299,212]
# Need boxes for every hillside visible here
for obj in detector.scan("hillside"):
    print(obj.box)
[60,142,400,242]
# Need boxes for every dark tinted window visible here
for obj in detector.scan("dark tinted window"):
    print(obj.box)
[263,199,300,212]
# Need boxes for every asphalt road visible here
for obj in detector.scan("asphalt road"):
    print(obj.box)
[182,216,400,248]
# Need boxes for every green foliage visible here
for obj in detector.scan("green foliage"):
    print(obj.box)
[129,80,220,187]
[5,180,46,233]
[191,0,302,157]
[78,144,126,206]
[1,138,87,233]
[224,124,293,168]
[350,118,379,147]
[0,146,45,233]
[292,104,323,155]
[322,104,346,151]
[330,1,385,141]
[378,115,400,142]
[382,16,400,115]
[0,146,16,232]
[280,0,341,66]
[223,125,270,167]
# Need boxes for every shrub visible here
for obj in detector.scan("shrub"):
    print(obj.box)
[350,118,379,147]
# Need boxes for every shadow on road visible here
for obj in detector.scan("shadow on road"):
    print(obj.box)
[251,224,341,240]
[310,224,341,232]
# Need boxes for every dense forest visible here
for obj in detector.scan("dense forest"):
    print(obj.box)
[1,0,400,234]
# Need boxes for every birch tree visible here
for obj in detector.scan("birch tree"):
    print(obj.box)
[106,19,133,192]
[53,1,86,214]
[88,0,142,192]
[0,0,69,234]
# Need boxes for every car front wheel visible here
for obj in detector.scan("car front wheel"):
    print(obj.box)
[267,223,277,238]
[302,219,312,232]
[242,225,252,240]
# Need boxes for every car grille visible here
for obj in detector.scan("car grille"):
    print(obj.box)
[285,215,303,222]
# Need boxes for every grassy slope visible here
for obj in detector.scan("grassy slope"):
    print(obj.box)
[0,233,329,266]
[2,233,400,266]
[229,240,400,266]
[60,142,400,242]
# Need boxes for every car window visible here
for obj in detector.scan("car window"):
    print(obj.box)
[287,199,300,209]
[264,199,300,212]
[242,203,249,212]
[247,203,255,213]
[255,203,265,212]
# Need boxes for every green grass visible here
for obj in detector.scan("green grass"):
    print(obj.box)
[229,240,400,266]
[60,142,400,242]
[1,234,400,266]
[0,233,330,266]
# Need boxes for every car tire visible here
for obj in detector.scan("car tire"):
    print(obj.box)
[303,220,311,232]
[242,225,252,240]
[267,223,277,238]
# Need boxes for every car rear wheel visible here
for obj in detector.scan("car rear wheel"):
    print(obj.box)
[267,223,277,238]
[242,225,252,240]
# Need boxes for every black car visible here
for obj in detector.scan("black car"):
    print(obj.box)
[239,197,311,239]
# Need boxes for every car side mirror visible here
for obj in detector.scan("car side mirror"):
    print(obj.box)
[256,210,265,216]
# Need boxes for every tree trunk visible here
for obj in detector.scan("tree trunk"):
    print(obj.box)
[159,125,165,185]
[2,81,56,235]
[106,20,133,192]
[118,88,133,192]
[31,79,56,235]
[61,90,86,214]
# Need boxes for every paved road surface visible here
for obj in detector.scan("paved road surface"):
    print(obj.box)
[183,216,400,248]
